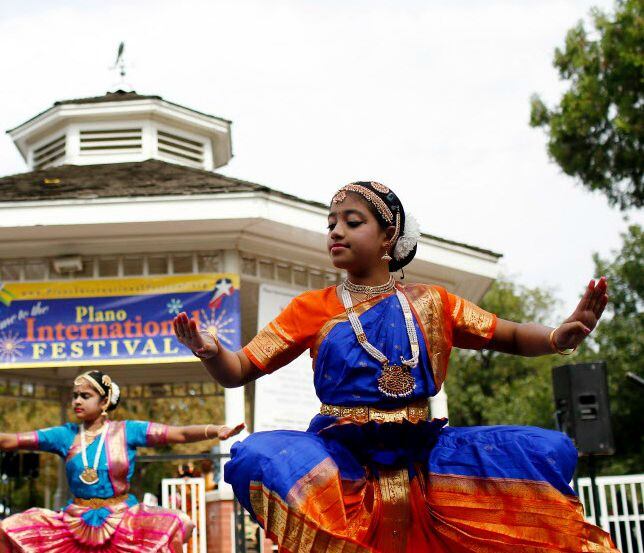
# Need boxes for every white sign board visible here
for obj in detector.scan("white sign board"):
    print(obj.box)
[253,284,320,432]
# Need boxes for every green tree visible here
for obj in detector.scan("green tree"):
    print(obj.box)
[445,278,560,429]
[530,0,643,209]
[578,224,643,474]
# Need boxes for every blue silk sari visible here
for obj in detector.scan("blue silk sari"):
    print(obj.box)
[225,284,616,552]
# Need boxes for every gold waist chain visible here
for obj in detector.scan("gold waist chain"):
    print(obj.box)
[319,399,429,424]
[73,493,129,508]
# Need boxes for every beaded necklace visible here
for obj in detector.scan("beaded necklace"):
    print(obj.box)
[79,421,108,485]
[341,282,418,398]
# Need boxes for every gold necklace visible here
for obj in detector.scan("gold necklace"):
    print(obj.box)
[343,275,395,300]
[83,422,106,437]
[341,285,419,398]
[79,421,108,485]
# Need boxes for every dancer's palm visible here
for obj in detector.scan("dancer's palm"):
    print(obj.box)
[554,277,608,350]
[173,312,219,359]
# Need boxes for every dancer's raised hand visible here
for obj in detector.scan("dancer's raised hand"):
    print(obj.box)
[173,312,219,359]
[215,422,246,440]
[552,277,609,351]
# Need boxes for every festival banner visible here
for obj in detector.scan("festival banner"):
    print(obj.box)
[0,274,240,368]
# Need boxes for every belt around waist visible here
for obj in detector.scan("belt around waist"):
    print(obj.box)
[319,399,429,424]
[73,493,129,508]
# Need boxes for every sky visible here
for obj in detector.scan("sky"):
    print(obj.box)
[0,0,640,318]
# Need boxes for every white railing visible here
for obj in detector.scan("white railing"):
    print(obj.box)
[162,477,207,553]
[577,474,644,553]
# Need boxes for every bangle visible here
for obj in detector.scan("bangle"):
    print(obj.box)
[204,424,216,439]
[549,326,576,356]
[192,329,220,360]
[192,350,215,360]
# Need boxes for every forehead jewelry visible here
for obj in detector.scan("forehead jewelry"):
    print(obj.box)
[74,372,113,416]
[332,184,402,253]
[370,181,390,194]
[74,373,106,396]
[332,184,394,224]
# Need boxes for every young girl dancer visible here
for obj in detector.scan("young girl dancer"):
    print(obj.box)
[174,181,616,552]
[0,370,243,552]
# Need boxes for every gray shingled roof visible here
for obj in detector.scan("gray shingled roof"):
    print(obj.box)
[53,90,162,106]
[0,160,273,201]
[0,159,501,258]
[7,90,232,134]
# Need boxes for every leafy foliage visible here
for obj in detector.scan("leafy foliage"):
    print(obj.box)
[446,226,643,475]
[577,224,643,474]
[530,0,643,209]
[445,278,560,429]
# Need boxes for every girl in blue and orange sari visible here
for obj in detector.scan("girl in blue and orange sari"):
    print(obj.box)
[174,181,617,552]
[0,370,244,552]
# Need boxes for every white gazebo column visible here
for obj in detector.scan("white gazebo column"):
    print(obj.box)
[219,250,249,498]
[430,388,449,421]
[53,394,69,509]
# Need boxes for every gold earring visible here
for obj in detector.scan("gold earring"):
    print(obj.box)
[381,243,392,262]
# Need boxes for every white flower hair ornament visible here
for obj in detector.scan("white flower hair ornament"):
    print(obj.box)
[393,213,420,261]
[110,382,121,405]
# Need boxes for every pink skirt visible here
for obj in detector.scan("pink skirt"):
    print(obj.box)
[0,501,194,553]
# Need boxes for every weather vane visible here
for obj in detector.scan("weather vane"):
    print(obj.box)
[109,42,129,88]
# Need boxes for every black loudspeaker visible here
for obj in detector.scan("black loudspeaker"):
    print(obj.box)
[552,362,614,456]
[21,453,39,478]
[0,452,20,478]
[0,452,39,479]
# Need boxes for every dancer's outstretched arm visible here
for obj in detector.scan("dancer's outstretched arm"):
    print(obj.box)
[165,422,245,444]
[1,423,245,451]
[173,312,263,388]
[488,277,608,356]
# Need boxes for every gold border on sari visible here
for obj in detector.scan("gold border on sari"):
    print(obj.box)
[425,472,619,552]
[146,422,169,446]
[16,431,38,450]
[245,320,298,373]
[461,299,496,340]
[249,481,372,553]
[105,421,129,497]
[375,468,410,553]
[402,284,450,391]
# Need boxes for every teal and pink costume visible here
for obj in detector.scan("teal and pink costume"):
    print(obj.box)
[0,420,193,552]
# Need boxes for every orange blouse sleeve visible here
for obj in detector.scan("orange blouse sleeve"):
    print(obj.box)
[243,292,322,373]
[447,292,497,350]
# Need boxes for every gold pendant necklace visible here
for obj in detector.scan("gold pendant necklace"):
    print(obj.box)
[80,467,99,485]
[341,285,419,398]
[79,421,108,485]
[377,362,416,398]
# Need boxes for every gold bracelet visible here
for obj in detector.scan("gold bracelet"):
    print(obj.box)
[549,326,576,356]
[204,424,216,439]
[192,328,221,360]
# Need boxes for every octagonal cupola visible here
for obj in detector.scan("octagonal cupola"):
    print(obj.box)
[7,90,233,171]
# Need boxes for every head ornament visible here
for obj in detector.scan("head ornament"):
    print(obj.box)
[332,181,420,267]
[74,371,120,409]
